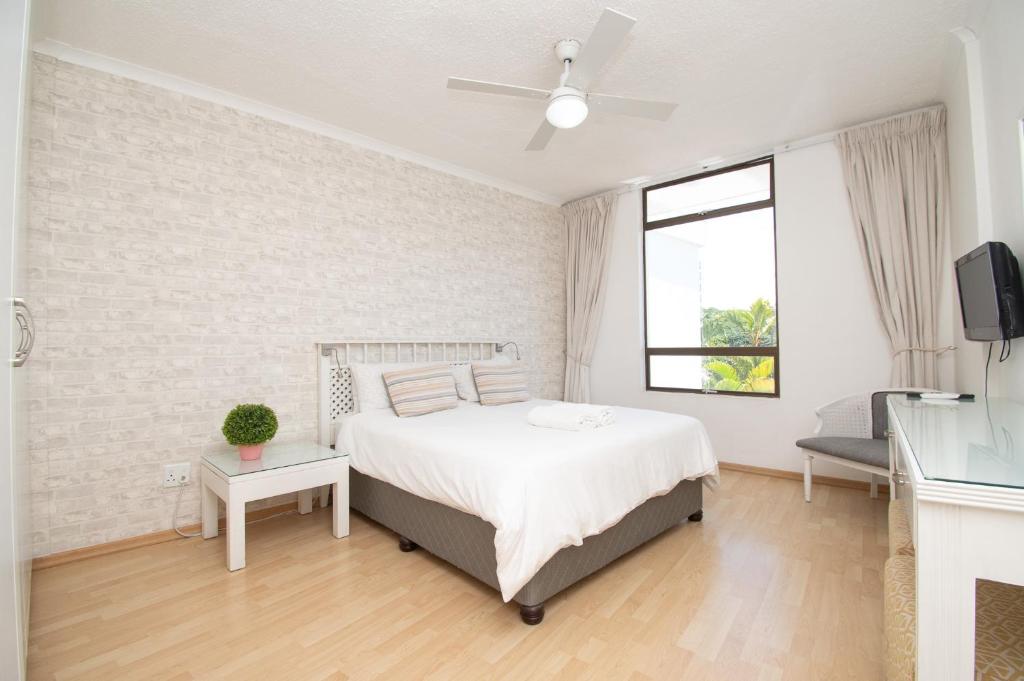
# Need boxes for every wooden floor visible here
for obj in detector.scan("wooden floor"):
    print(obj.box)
[28,470,889,680]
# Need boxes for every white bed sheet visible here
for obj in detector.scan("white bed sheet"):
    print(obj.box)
[336,400,718,601]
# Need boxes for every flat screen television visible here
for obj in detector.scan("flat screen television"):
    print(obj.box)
[955,241,1024,341]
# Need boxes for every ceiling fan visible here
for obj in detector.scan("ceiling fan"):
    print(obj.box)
[447,8,677,151]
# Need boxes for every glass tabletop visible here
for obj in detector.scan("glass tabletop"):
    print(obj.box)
[203,441,346,477]
[888,395,1024,490]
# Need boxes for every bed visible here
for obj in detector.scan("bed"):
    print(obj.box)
[317,341,718,624]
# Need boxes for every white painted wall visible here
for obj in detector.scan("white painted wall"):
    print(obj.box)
[1,0,34,677]
[940,32,986,396]
[592,143,922,479]
[977,0,1024,399]
[941,0,1024,399]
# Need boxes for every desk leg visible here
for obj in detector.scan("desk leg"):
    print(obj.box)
[916,501,974,680]
[333,466,349,539]
[201,481,219,539]
[298,489,313,514]
[227,497,246,571]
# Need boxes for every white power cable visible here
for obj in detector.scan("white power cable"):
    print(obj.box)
[173,484,202,538]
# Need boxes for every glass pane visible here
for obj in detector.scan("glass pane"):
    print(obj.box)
[649,355,702,390]
[203,441,346,477]
[889,395,1024,489]
[650,355,776,394]
[645,207,777,348]
[646,163,770,223]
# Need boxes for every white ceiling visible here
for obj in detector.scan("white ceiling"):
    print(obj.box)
[33,0,977,203]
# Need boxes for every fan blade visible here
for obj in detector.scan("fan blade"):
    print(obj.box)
[525,120,557,151]
[587,93,677,121]
[447,77,550,101]
[565,8,636,90]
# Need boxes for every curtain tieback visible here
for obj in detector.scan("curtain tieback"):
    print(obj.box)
[566,352,591,369]
[892,345,957,358]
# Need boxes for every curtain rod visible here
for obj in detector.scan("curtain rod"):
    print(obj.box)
[563,103,943,205]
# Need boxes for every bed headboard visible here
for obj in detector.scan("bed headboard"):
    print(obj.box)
[316,340,505,445]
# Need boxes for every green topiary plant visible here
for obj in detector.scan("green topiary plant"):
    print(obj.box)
[222,404,278,446]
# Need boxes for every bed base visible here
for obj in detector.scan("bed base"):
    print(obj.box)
[349,468,703,624]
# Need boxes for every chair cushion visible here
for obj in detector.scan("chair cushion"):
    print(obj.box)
[884,556,916,681]
[872,391,894,440]
[872,390,932,438]
[888,499,915,557]
[796,436,889,468]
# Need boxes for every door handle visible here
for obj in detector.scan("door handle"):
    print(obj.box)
[11,297,34,367]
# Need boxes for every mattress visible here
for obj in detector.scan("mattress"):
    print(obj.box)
[336,399,718,601]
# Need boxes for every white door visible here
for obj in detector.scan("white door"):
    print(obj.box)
[1,0,35,679]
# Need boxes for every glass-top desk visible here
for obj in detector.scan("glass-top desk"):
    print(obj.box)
[888,395,1024,489]
[886,395,1024,680]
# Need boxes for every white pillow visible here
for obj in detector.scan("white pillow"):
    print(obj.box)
[350,362,428,411]
[452,356,512,401]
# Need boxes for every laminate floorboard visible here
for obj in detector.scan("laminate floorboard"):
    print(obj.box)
[28,470,888,680]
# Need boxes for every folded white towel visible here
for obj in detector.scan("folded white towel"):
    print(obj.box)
[526,402,615,431]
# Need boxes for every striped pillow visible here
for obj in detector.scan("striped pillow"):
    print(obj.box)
[452,356,511,402]
[382,364,458,417]
[472,363,530,406]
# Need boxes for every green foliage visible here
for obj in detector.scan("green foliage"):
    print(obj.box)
[701,297,776,347]
[701,308,751,348]
[706,356,775,393]
[700,298,777,393]
[222,404,278,446]
[704,360,738,388]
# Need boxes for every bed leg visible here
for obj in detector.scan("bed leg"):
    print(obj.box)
[688,509,703,522]
[519,603,544,625]
[398,536,418,552]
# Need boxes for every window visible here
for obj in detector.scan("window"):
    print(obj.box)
[642,157,779,397]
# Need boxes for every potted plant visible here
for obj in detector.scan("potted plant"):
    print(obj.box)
[222,404,278,460]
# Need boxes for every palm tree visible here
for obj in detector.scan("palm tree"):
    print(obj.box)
[703,298,776,347]
[700,298,777,392]
[705,357,775,393]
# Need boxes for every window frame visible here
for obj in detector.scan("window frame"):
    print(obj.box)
[641,156,781,398]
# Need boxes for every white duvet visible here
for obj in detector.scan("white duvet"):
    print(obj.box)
[336,399,718,601]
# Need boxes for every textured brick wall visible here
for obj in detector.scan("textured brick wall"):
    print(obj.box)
[26,54,566,556]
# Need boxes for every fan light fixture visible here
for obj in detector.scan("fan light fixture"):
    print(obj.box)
[446,9,678,150]
[545,89,588,129]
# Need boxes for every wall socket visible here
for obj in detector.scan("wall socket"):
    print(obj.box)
[162,462,191,488]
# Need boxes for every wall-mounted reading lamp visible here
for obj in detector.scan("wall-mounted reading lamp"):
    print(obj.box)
[496,341,520,360]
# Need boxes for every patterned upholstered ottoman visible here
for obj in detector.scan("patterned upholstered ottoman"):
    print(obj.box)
[976,579,1024,681]
[888,498,914,557]
[884,555,917,681]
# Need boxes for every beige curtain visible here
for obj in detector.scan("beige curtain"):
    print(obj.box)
[835,107,950,388]
[563,192,617,402]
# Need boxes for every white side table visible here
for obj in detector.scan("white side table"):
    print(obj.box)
[201,442,349,571]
